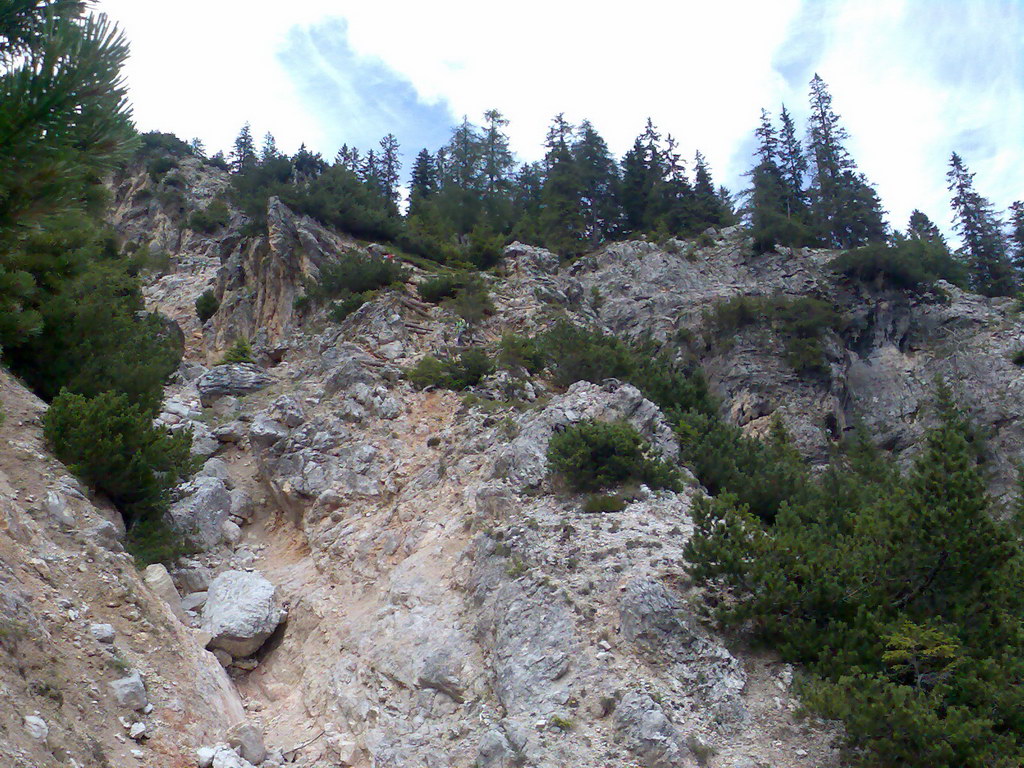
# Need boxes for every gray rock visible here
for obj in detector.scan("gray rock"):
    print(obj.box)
[128,721,147,740]
[167,477,232,548]
[226,721,267,765]
[24,715,48,742]
[191,421,221,459]
[197,457,232,485]
[181,591,208,613]
[84,520,124,552]
[214,421,247,442]
[44,490,73,527]
[229,489,254,521]
[197,364,273,406]
[221,519,242,546]
[249,413,289,448]
[89,623,116,644]
[143,563,187,622]
[201,570,283,658]
[614,692,691,768]
[269,395,305,427]
[110,671,149,711]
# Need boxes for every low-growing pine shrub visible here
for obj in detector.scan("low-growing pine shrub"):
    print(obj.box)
[44,390,195,563]
[188,199,230,234]
[195,289,219,322]
[405,348,494,391]
[547,419,680,492]
[582,493,628,513]
[219,337,254,364]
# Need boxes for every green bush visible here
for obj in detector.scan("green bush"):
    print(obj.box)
[547,419,681,493]
[444,275,493,325]
[831,239,969,291]
[405,348,494,391]
[1013,349,1024,367]
[188,199,230,234]
[417,272,466,303]
[195,289,219,322]
[685,392,1024,767]
[219,337,253,364]
[706,294,841,377]
[328,291,372,322]
[146,156,177,182]
[44,390,195,561]
[497,332,546,374]
[582,493,628,513]
[307,251,409,302]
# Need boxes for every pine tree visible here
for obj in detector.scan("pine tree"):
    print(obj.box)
[230,122,257,173]
[260,132,278,162]
[480,109,514,197]
[777,104,808,219]
[408,148,438,216]
[906,210,948,248]
[0,1,134,348]
[693,151,726,227]
[1008,201,1024,273]
[334,144,361,171]
[573,119,621,245]
[188,137,206,158]
[806,75,887,248]
[946,153,1016,297]
[378,133,401,204]
[539,114,586,255]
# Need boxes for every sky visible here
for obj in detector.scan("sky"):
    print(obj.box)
[95,0,1023,235]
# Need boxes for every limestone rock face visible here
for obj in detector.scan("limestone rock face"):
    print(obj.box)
[201,570,283,658]
[197,364,273,406]
[167,476,233,548]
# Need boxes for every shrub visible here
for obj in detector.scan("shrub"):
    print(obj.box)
[444,275,493,325]
[219,337,253,364]
[405,348,494,391]
[328,291,372,322]
[1013,349,1024,367]
[685,394,1024,767]
[582,493,628,513]
[44,390,195,558]
[195,289,219,322]
[417,272,466,303]
[547,420,681,493]
[706,294,841,378]
[188,199,230,234]
[145,156,177,182]
[497,332,546,374]
[307,251,409,302]
[831,239,969,291]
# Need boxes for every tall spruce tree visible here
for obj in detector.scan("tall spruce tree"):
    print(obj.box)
[573,119,620,245]
[906,209,948,248]
[408,148,438,216]
[946,153,1016,296]
[260,132,279,162]
[806,75,887,248]
[230,122,257,173]
[377,133,401,204]
[539,114,586,255]
[1008,201,1024,273]
[777,104,808,219]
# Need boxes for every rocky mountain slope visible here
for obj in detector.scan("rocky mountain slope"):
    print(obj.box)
[3,154,1023,767]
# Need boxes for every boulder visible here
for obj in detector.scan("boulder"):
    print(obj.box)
[201,570,283,658]
[614,692,691,768]
[89,623,116,644]
[24,715,48,742]
[197,364,273,406]
[167,477,232,548]
[110,671,149,711]
[143,563,187,622]
[84,520,124,551]
[226,721,267,764]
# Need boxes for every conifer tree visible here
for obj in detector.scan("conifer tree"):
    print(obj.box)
[573,119,621,245]
[1008,201,1024,273]
[260,132,278,162]
[378,133,401,204]
[906,209,948,248]
[539,113,586,255]
[188,137,206,158]
[408,148,438,216]
[480,109,514,197]
[777,104,808,218]
[693,150,726,227]
[230,122,257,173]
[946,152,1016,296]
[1,0,134,348]
[806,75,887,248]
